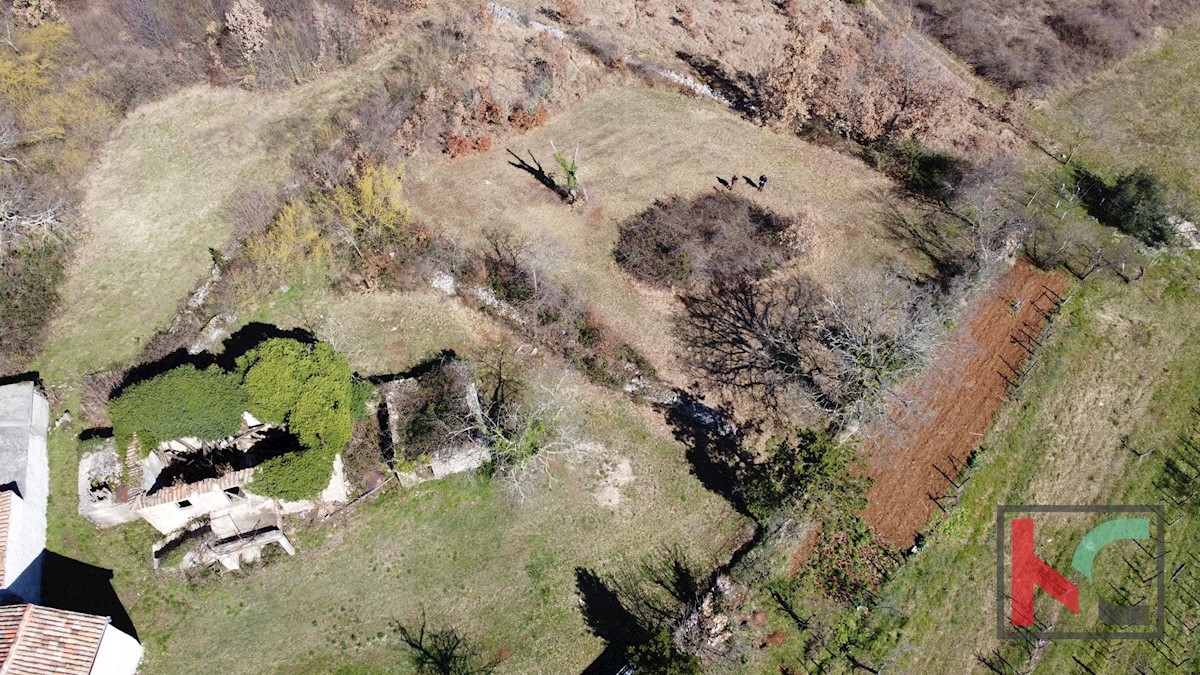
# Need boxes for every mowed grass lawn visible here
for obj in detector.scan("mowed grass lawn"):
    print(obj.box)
[52,363,746,675]
[403,86,897,384]
[1039,16,1200,191]
[245,283,502,376]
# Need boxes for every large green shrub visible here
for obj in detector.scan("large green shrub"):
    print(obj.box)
[110,365,245,454]
[1078,166,1180,246]
[626,629,702,675]
[237,338,363,499]
[1105,168,1176,245]
[249,444,337,502]
[237,338,356,448]
[107,338,367,499]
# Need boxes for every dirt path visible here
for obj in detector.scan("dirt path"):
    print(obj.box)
[861,261,1070,548]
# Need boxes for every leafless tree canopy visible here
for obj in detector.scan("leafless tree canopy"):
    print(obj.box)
[676,270,939,422]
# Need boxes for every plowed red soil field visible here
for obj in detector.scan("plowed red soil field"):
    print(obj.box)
[861,261,1070,547]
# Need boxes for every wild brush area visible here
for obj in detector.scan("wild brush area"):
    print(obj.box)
[2,0,1199,673]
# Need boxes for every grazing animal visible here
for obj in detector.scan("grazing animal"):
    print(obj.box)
[758,175,768,191]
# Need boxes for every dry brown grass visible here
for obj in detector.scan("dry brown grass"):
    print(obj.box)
[38,32,406,381]
[403,86,896,385]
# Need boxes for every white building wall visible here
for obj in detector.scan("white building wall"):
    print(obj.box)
[138,489,236,534]
[17,389,49,602]
[89,624,143,675]
[2,494,43,603]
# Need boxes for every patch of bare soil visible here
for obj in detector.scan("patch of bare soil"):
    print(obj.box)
[861,261,1070,547]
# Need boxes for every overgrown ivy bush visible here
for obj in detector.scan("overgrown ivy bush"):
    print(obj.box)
[110,338,370,500]
[110,365,245,454]
[237,338,370,500]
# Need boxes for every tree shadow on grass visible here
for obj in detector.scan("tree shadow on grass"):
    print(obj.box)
[575,567,654,675]
[663,391,760,521]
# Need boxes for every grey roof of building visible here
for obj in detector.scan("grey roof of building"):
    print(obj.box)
[0,383,36,498]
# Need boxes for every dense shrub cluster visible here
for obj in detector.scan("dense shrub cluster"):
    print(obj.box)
[760,1,1003,153]
[231,162,434,303]
[1079,166,1181,246]
[0,245,66,371]
[390,358,474,462]
[743,426,868,521]
[110,365,246,453]
[613,193,797,288]
[109,338,367,500]
[236,338,369,499]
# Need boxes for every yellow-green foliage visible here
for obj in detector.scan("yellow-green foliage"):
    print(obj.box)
[0,23,112,184]
[320,163,414,249]
[242,200,331,291]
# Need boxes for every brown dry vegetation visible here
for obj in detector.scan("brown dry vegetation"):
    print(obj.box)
[504,0,1018,154]
[905,0,1200,92]
[401,86,897,386]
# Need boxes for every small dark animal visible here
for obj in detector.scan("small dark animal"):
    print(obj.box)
[717,176,731,190]
[757,175,768,191]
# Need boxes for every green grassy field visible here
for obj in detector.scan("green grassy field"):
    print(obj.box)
[1039,14,1200,193]
[49,362,748,674]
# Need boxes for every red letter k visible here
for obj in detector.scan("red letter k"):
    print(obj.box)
[1011,518,1079,626]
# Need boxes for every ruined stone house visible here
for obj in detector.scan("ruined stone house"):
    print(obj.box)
[79,415,334,570]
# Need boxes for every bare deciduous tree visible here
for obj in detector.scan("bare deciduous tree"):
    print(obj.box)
[677,270,942,423]
[225,0,272,61]
[0,180,70,258]
[676,271,828,408]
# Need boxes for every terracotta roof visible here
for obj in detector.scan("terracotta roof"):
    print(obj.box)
[0,491,11,587]
[0,604,108,675]
[134,468,256,510]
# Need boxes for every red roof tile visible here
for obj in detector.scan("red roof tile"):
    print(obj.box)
[0,604,108,675]
[133,468,256,510]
